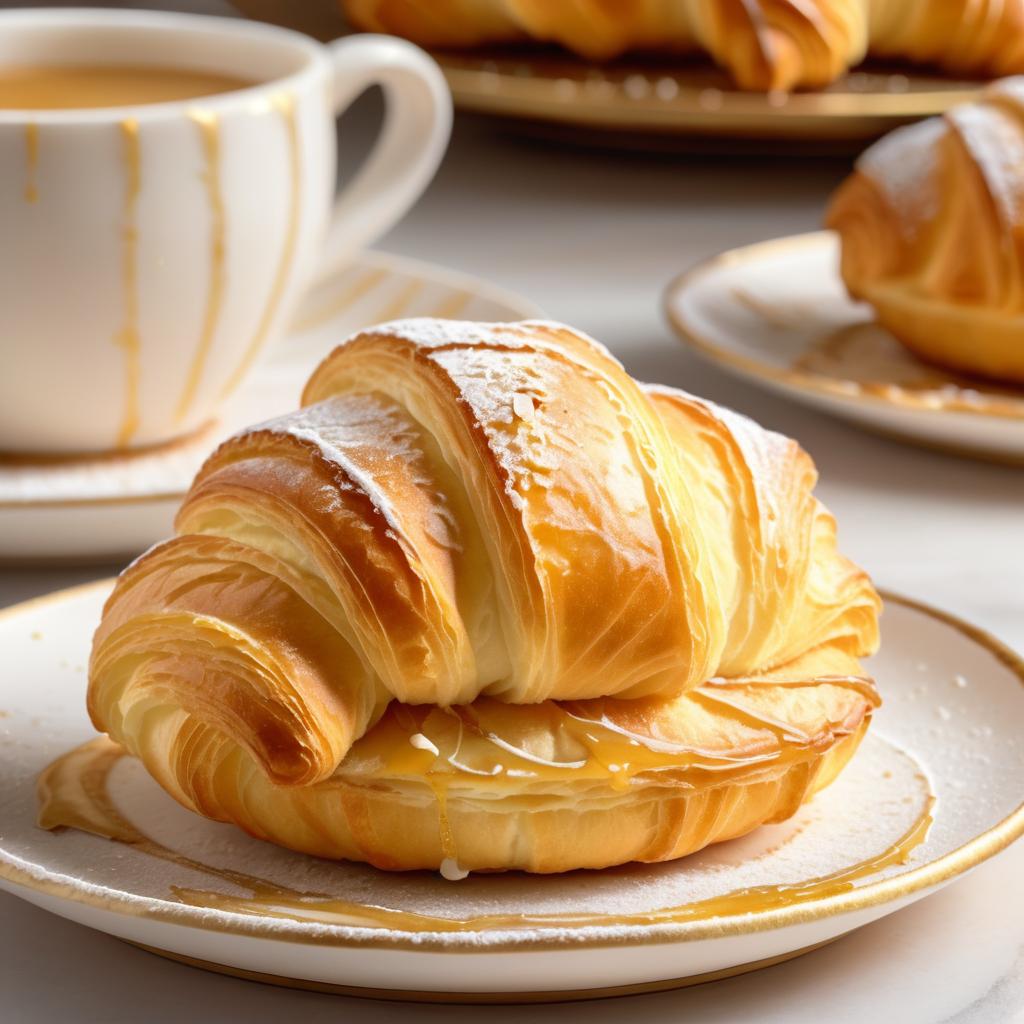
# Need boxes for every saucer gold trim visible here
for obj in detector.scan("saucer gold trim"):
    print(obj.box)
[0,491,184,511]
[663,232,1024,423]
[128,937,836,1003]
[0,419,215,467]
[1,581,1023,958]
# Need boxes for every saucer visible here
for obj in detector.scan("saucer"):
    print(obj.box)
[664,232,1024,464]
[0,251,541,563]
[0,583,1021,1001]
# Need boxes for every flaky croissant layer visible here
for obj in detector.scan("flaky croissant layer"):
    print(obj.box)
[88,318,880,872]
[342,0,1024,92]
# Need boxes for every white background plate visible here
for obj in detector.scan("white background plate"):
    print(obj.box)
[0,251,540,563]
[0,583,1021,1001]
[231,0,985,145]
[664,232,1024,465]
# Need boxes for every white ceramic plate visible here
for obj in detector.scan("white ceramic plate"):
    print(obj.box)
[664,232,1024,464]
[0,251,541,563]
[0,583,1021,1002]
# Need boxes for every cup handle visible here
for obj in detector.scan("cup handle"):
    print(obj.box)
[318,35,452,281]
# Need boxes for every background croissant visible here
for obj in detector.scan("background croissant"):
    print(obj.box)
[88,319,880,872]
[826,77,1024,384]
[342,0,1024,91]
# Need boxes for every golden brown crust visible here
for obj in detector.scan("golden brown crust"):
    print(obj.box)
[696,0,867,91]
[341,0,867,90]
[88,318,881,873]
[826,79,1024,383]
[342,0,699,60]
[868,0,1024,79]
[342,0,1024,92]
[112,647,878,872]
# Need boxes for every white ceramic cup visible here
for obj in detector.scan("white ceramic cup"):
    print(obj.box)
[0,8,451,454]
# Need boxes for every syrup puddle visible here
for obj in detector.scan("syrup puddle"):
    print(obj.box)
[792,322,1024,414]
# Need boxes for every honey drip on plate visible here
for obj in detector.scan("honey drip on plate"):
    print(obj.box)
[35,669,922,937]
[24,124,39,203]
[175,111,226,424]
[114,119,142,448]
[349,674,881,868]
[790,323,1024,416]
[219,93,301,399]
[37,735,932,934]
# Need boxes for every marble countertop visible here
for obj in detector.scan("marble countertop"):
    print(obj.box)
[2,87,1023,1022]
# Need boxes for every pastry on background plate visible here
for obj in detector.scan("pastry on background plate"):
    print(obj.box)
[342,0,1024,92]
[88,319,881,875]
[827,77,1024,384]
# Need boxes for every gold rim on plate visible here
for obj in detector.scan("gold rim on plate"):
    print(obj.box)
[663,231,1024,424]
[0,581,1022,956]
[127,937,838,1003]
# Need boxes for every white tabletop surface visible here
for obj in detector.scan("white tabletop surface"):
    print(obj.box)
[2,15,1024,1020]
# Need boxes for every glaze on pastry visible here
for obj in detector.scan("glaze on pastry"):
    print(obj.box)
[88,319,881,873]
[341,0,1024,92]
[826,78,1024,384]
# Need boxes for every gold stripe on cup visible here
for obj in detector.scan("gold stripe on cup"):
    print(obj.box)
[175,111,227,423]
[114,119,142,449]
[24,124,39,203]
[220,93,301,399]
[430,288,473,319]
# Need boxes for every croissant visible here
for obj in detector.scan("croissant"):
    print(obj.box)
[826,77,1024,384]
[341,0,1024,92]
[867,0,1024,79]
[88,319,881,873]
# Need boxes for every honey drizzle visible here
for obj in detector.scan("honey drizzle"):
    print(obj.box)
[389,704,458,863]
[114,119,142,448]
[37,735,934,934]
[219,94,301,399]
[175,111,226,424]
[354,676,882,854]
[788,324,1024,418]
[24,124,39,203]
[706,674,883,704]
[418,673,882,788]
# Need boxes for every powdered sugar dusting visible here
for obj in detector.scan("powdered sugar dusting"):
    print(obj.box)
[353,317,623,367]
[947,102,1024,227]
[226,394,459,554]
[858,118,944,237]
